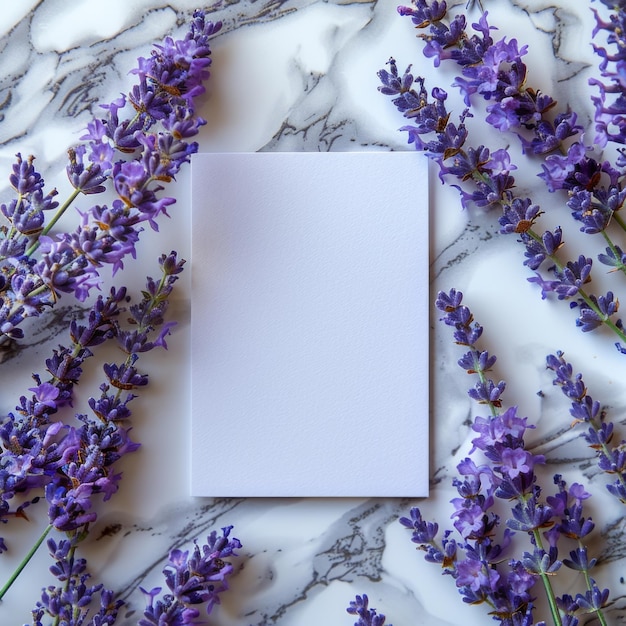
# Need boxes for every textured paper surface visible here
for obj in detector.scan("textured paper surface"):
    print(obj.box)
[190,152,429,497]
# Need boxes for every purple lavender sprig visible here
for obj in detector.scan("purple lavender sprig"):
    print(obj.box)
[0,11,230,622]
[346,594,392,626]
[139,526,242,626]
[377,61,626,349]
[547,475,609,626]
[0,11,221,345]
[43,252,184,535]
[395,0,588,177]
[30,525,241,626]
[396,1,580,153]
[0,252,184,603]
[546,350,626,503]
[589,2,626,149]
[392,1,626,263]
[0,285,128,546]
[397,289,610,626]
[31,537,123,626]
[430,289,549,623]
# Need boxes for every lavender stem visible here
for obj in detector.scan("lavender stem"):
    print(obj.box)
[0,523,52,601]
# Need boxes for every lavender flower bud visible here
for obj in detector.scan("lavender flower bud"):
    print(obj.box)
[66,146,107,194]
[347,594,391,626]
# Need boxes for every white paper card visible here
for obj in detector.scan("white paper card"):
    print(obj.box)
[190,152,429,497]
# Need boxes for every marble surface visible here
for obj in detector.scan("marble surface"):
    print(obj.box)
[0,0,625,624]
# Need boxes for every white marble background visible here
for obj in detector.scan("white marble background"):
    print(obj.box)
[0,0,625,624]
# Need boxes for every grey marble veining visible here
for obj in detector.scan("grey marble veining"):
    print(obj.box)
[1,1,626,625]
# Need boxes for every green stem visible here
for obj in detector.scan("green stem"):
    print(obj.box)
[0,523,52,601]
[531,529,563,626]
[24,187,81,257]
[579,542,609,626]
[612,211,626,233]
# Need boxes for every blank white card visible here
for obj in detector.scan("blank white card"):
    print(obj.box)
[190,152,429,497]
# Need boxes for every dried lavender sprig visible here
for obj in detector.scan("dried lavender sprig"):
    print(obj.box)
[0,252,184,602]
[448,292,609,625]
[395,1,626,251]
[435,289,556,624]
[397,291,538,622]
[549,476,609,626]
[44,252,184,534]
[31,525,241,626]
[398,289,611,625]
[436,288,504,416]
[31,537,123,626]
[346,594,391,626]
[139,526,242,626]
[0,285,129,546]
[587,0,626,253]
[0,11,221,344]
[589,2,626,149]
[377,63,626,349]
[396,1,579,154]
[546,350,626,503]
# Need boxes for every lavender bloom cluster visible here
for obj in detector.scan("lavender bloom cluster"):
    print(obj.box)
[353,2,626,624]
[32,537,124,626]
[0,10,221,344]
[139,526,241,626]
[590,0,626,147]
[1,250,241,625]
[0,12,241,625]
[377,0,626,353]
[0,281,130,550]
[347,291,617,626]
[30,524,241,626]
[401,290,608,626]
[0,254,181,597]
[346,594,391,626]
[546,351,626,503]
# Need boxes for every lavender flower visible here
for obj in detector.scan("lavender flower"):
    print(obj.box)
[0,252,185,609]
[391,289,610,626]
[31,526,240,626]
[0,11,221,344]
[1,11,235,625]
[398,0,626,257]
[346,594,391,626]
[590,4,626,147]
[139,527,242,626]
[31,537,123,626]
[371,4,619,624]
[546,351,626,503]
[42,253,184,535]
[0,286,127,535]
[397,2,565,145]
[378,4,626,352]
